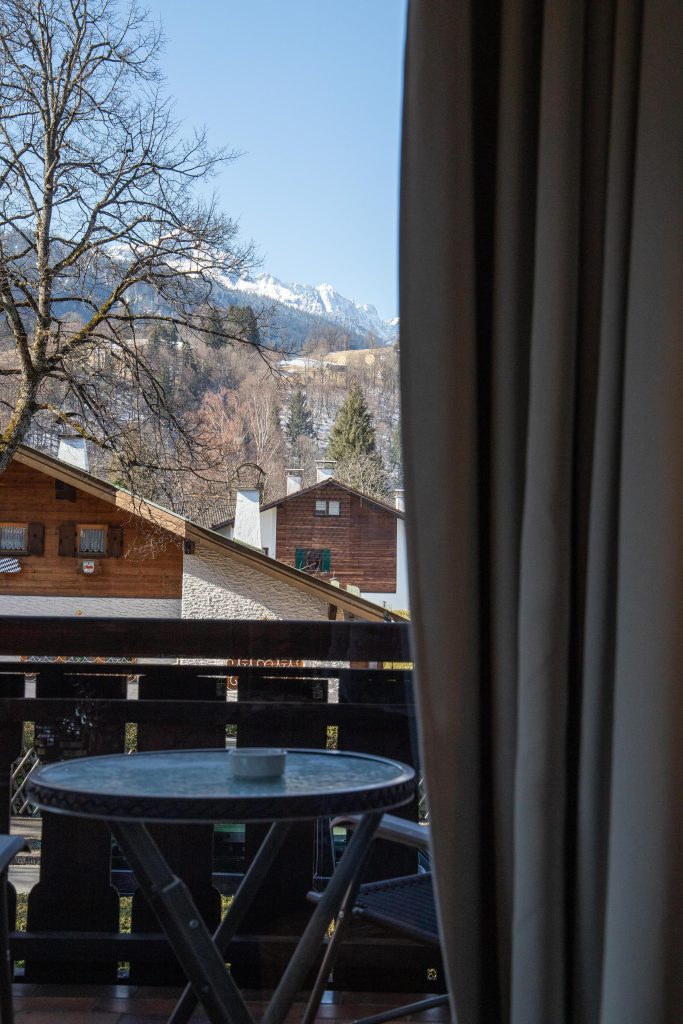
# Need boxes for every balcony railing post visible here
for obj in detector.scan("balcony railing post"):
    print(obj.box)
[130,669,224,985]
[2,617,427,995]
[232,670,330,989]
[26,669,126,983]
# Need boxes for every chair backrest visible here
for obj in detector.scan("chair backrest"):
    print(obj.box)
[0,836,26,875]
[354,872,438,946]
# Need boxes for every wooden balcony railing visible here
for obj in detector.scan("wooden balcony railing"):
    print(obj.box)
[1,616,440,996]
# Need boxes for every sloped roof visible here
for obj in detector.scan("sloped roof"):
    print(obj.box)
[174,497,236,531]
[11,446,402,621]
[215,476,404,529]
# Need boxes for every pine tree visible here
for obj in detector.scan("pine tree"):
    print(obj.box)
[206,305,261,350]
[327,384,389,499]
[285,389,315,446]
[327,383,377,461]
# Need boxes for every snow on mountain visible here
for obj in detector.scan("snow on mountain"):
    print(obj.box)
[218,272,399,347]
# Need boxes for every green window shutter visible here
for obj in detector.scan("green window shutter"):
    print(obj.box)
[321,549,331,573]
[58,522,77,557]
[295,548,305,570]
[27,523,45,555]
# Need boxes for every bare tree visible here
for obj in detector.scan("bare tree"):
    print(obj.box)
[0,0,267,482]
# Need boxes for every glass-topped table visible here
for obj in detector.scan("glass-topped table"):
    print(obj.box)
[29,748,416,1024]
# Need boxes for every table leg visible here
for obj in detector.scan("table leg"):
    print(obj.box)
[110,821,253,1024]
[169,820,292,1024]
[261,811,383,1024]
[299,820,379,1024]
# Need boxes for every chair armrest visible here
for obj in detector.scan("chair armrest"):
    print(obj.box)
[331,814,431,854]
[0,836,28,874]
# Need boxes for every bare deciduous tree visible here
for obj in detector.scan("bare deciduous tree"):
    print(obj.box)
[0,0,268,482]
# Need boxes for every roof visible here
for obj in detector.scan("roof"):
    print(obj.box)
[174,497,236,530]
[216,476,404,529]
[11,445,403,621]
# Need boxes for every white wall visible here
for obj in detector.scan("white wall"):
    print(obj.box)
[261,508,277,558]
[213,509,275,555]
[0,596,181,617]
[182,544,330,620]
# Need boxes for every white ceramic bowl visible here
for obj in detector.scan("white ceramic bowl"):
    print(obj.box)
[227,748,287,779]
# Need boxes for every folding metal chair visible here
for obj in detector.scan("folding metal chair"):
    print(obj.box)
[305,814,449,1024]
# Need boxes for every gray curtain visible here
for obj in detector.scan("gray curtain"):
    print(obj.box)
[399,2,683,1023]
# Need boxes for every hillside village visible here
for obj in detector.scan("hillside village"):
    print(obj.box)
[0,444,406,619]
[18,325,402,518]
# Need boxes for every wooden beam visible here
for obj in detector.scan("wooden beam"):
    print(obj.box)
[0,616,411,660]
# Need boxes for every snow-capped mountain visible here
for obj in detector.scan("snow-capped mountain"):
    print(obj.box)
[217,272,399,348]
[47,245,399,352]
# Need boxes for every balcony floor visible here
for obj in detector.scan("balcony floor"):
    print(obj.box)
[11,985,452,1023]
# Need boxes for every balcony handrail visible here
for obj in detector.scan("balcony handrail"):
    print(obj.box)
[0,616,411,661]
[0,615,436,994]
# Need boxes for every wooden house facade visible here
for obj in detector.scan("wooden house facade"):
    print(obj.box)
[0,447,398,622]
[216,476,409,612]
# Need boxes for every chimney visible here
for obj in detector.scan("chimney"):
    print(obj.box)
[393,488,405,512]
[233,488,262,550]
[57,435,89,472]
[316,460,336,483]
[285,469,303,495]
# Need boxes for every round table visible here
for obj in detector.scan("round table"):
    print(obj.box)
[28,747,415,823]
[29,748,416,1024]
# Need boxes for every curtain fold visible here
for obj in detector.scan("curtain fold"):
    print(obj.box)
[399,2,683,1023]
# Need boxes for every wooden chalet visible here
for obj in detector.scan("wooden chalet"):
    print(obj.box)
[0,447,401,622]
[214,468,409,612]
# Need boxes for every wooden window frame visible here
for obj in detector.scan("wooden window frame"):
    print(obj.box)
[314,500,341,517]
[295,547,332,573]
[0,523,44,557]
[0,523,28,554]
[55,480,76,502]
[77,524,107,556]
[59,522,124,558]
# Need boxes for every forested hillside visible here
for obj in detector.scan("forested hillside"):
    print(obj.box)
[23,322,402,516]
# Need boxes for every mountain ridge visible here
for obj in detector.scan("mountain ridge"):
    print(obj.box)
[214,271,399,349]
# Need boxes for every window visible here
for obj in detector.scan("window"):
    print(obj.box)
[0,524,27,552]
[314,500,341,516]
[58,522,124,557]
[295,548,332,573]
[78,526,106,555]
[0,523,44,556]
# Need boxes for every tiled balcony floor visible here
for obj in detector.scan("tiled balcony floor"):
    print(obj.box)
[11,985,452,1024]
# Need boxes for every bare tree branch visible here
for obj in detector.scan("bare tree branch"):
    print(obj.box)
[0,0,265,480]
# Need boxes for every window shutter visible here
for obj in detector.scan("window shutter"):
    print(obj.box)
[107,525,124,557]
[55,480,76,502]
[58,522,77,556]
[321,549,331,573]
[295,548,305,570]
[27,523,45,555]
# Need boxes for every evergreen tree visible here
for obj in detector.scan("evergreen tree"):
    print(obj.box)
[327,384,389,499]
[286,389,315,446]
[206,305,260,350]
[327,383,377,461]
[388,421,403,485]
[147,322,179,355]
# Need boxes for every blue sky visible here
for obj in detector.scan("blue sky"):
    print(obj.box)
[145,0,407,321]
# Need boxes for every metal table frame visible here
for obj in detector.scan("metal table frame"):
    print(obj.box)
[28,748,415,1024]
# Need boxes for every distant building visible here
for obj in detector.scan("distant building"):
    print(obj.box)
[0,446,399,622]
[214,462,409,612]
